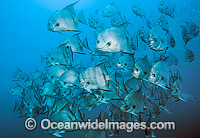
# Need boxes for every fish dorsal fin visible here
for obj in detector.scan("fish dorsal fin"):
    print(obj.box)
[110,2,115,6]
[95,10,98,14]
[63,1,79,15]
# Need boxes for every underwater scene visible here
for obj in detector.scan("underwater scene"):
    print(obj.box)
[1,0,200,138]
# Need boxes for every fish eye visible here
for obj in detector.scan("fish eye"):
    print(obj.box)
[118,61,121,64]
[87,81,90,85]
[124,63,127,66]
[64,82,66,84]
[52,58,54,60]
[144,72,147,75]
[152,74,156,77]
[96,40,100,44]
[64,91,66,93]
[51,76,53,78]
[55,23,59,27]
[66,46,70,49]
[132,105,136,109]
[53,90,56,92]
[135,68,139,71]
[161,77,164,80]
[107,41,111,46]
[27,103,30,106]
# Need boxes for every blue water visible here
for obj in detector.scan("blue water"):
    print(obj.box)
[0,0,200,138]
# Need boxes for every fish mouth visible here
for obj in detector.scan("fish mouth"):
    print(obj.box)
[47,27,54,32]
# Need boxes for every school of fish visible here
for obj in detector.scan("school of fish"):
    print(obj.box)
[10,1,199,138]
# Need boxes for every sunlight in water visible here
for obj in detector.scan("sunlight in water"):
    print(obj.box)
[32,0,98,10]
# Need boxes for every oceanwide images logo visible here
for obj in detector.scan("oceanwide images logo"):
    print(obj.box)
[25,118,176,132]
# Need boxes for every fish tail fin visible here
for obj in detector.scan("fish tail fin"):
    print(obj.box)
[40,55,47,64]
[77,11,87,25]
[82,37,89,49]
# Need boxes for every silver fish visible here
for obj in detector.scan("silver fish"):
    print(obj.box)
[59,68,79,87]
[102,2,119,17]
[10,84,25,97]
[148,26,169,51]
[184,48,195,63]
[46,65,68,83]
[47,105,78,137]
[79,65,111,91]
[158,0,176,18]
[132,2,146,19]
[47,1,87,32]
[42,82,58,96]
[147,17,156,29]
[181,22,199,45]
[30,70,44,80]
[11,68,29,82]
[96,25,131,53]
[157,14,169,31]
[149,61,170,89]
[133,56,151,81]
[170,71,196,103]
[89,10,104,29]
[61,33,88,55]
[185,22,199,39]
[125,77,142,92]
[111,12,126,27]
[42,46,70,66]
[117,54,135,72]
[167,32,175,48]
[155,52,178,66]
[121,91,145,115]
[23,89,43,117]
